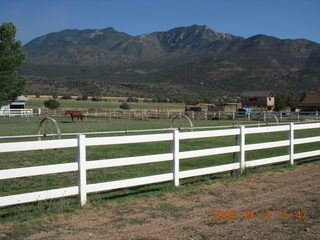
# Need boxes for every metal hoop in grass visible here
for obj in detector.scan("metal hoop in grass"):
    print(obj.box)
[170,114,194,130]
[254,112,279,125]
[38,117,61,141]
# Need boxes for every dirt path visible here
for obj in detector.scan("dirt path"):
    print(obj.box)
[2,163,320,240]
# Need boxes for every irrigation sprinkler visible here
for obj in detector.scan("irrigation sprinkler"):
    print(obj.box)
[251,112,279,125]
[37,117,61,140]
[170,114,194,130]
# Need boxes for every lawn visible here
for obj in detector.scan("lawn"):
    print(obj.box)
[0,116,319,223]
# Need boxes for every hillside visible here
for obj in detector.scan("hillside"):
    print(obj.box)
[20,25,320,97]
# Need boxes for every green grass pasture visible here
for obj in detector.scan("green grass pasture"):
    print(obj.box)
[26,99,186,111]
[1,116,319,222]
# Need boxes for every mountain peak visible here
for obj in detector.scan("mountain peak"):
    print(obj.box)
[102,27,117,33]
[20,24,320,97]
[23,24,320,68]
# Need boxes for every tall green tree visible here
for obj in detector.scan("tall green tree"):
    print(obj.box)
[275,94,287,111]
[286,92,301,110]
[0,22,26,106]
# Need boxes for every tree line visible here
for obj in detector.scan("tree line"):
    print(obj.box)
[275,91,312,111]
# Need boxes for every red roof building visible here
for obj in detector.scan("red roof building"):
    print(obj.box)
[299,95,320,111]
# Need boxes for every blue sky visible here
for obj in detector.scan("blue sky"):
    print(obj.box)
[1,0,319,45]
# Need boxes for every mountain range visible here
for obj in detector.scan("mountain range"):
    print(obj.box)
[20,25,320,97]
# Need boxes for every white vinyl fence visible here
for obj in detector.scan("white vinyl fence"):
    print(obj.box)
[1,122,320,207]
[0,109,33,117]
[30,108,320,122]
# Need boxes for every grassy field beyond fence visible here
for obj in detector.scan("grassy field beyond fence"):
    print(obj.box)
[26,97,186,111]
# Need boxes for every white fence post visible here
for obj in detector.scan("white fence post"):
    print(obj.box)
[288,123,294,166]
[171,129,180,187]
[77,134,87,206]
[237,125,246,174]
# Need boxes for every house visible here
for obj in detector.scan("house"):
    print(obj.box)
[240,91,275,111]
[298,95,320,111]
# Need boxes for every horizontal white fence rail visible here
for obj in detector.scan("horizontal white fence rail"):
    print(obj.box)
[0,109,33,117]
[1,122,320,207]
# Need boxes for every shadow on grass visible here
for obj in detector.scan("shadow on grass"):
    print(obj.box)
[1,157,319,224]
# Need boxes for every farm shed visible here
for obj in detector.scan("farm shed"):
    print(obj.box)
[185,103,215,112]
[240,91,275,111]
[298,94,320,111]
[9,95,28,109]
[208,103,242,112]
[0,95,28,110]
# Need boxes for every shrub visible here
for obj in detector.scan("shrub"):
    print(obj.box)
[91,96,102,101]
[120,102,131,110]
[61,94,72,100]
[44,99,60,109]
[76,95,89,101]
[127,96,139,102]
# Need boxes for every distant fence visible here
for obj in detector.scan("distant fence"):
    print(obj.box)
[0,109,33,117]
[27,108,320,122]
[1,122,320,207]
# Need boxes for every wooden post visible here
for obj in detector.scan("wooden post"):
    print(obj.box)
[237,126,245,174]
[77,134,87,206]
[288,123,294,166]
[171,129,180,187]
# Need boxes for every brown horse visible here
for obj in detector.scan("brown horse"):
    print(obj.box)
[64,110,84,122]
